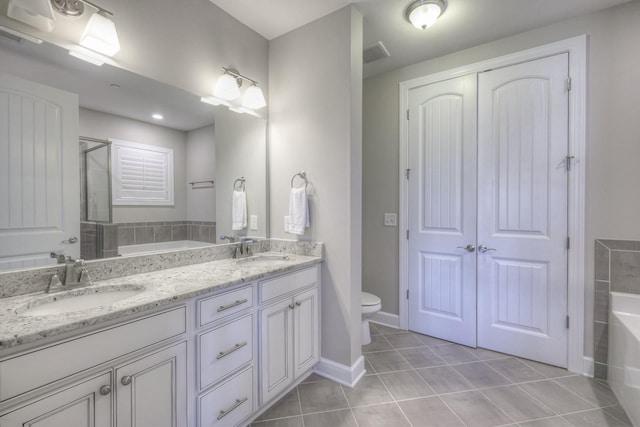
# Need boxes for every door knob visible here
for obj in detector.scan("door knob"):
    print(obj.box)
[457,244,475,252]
[121,376,132,386]
[99,385,111,395]
[478,245,496,253]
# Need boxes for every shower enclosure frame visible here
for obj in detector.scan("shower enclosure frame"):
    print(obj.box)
[80,136,113,224]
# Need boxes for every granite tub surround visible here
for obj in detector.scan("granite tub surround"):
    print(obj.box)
[0,251,322,352]
[593,239,640,380]
[0,239,323,298]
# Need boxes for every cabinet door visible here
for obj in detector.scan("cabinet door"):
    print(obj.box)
[0,372,111,427]
[293,288,319,379]
[260,299,294,404]
[115,342,187,427]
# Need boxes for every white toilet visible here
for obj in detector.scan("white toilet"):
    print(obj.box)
[361,291,382,345]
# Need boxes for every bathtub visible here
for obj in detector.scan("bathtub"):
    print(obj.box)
[118,240,213,257]
[608,291,640,427]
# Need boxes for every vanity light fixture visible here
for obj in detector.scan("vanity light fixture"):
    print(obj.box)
[213,67,267,109]
[7,0,56,32]
[405,0,446,30]
[51,0,120,56]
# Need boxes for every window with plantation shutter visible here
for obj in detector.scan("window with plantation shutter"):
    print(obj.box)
[111,139,174,206]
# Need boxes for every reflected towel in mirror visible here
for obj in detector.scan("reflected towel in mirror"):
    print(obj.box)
[287,187,310,235]
[232,190,247,230]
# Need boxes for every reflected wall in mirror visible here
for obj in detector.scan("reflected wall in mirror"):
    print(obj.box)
[0,37,267,271]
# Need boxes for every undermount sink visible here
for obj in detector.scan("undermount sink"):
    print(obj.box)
[15,285,145,317]
[235,255,290,267]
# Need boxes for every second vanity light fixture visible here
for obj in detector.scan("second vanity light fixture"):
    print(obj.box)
[405,0,446,30]
[202,67,266,115]
[52,0,120,57]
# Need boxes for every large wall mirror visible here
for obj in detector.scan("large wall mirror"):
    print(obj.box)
[0,35,267,271]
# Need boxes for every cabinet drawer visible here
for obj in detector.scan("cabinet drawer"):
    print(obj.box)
[199,314,254,390]
[259,267,318,303]
[0,306,186,402]
[199,365,254,427]
[199,286,253,327]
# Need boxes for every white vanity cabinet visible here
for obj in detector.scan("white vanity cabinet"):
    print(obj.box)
[196,285,257,427]
[0,306,188,427]
[0,372,112,427]
[259,266,320,404]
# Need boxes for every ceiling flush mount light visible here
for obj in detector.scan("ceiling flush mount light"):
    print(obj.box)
[51,0,120,56]
[405,0,446,30]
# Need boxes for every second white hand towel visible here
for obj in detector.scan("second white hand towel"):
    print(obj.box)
[232,190,247,230]
[288,186,310,235]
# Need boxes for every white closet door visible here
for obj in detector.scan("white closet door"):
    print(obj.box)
[477,54,569,367]
[407,74,478,347]
[0,73,79,269]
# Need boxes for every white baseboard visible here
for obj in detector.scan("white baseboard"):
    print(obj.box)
[371,311,400,329]
[314,356,366,388]
[583,356,594,378]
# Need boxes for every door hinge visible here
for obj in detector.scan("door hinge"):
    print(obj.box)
[566,155,575,172]
[566,315,570,329]
[405,168,411,180]
[566,236,570,250]
[406,289,409,299]
[406,229,410,240]
[566,77,572,92]
[407,109,410,120]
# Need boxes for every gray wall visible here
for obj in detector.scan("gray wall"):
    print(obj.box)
[362,1,640,359]
[79,108,188,223]
[215,109,268,238]
[186,125,216,222]
[269,6,363,367]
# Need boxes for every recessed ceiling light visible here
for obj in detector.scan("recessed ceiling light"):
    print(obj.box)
[152,113,163,120]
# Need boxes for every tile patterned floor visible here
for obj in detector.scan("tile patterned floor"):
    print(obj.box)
[250,322,632,427]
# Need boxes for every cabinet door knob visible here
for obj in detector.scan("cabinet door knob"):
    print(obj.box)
[288,303,295,310]
[295,301,302,307]
[121,376,132,386]
[99,385,112,395]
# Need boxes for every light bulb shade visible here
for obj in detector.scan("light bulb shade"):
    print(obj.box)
[406,0,445,30]
[214,74,241,101]
[242,84,266,109]
[7,0,55,32]
[80,13,121,57]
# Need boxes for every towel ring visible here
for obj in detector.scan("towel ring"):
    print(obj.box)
[290,171,308,190]
[234,177,245,191]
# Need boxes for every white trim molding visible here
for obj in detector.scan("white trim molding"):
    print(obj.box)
[371,312,400,329]
[583,356,595,378]
[398,35,587,374]
[314,356,365,388]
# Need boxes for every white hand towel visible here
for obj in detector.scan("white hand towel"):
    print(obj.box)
[232,190,247,230]
[287,186,310,235]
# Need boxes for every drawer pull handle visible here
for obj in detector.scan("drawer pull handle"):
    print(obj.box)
[217,341,248,359]
[121,376,132,386]
[217,396,248,420]
[217,299,249,312]
[99,385,111,396]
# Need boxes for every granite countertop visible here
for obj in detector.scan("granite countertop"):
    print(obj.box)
[0,252,321,353]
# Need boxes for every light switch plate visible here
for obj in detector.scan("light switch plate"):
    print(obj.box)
[250,215,258,230]
[384,213,397,227]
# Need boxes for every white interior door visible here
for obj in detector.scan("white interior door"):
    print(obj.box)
[477,54,569,367]
[407,74,478,347]
[0,73,79,270]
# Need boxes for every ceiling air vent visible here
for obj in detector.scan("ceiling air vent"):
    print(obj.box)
[363,41,390,64]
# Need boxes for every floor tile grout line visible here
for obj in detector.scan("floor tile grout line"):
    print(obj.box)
[548,377,602,409]
[295,386,305,427]
[477,384,557,425]
[557,406,632,426]
[433,393,471,427]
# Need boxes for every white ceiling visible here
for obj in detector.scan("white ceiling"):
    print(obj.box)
[211,0,632,77]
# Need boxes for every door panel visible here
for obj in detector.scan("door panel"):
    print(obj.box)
[408,74,477,347]
[0,73,79,269]
[477,54,569,367]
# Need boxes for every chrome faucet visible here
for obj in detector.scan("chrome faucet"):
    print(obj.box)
[47,257,92,293]
[238,237,256,258]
